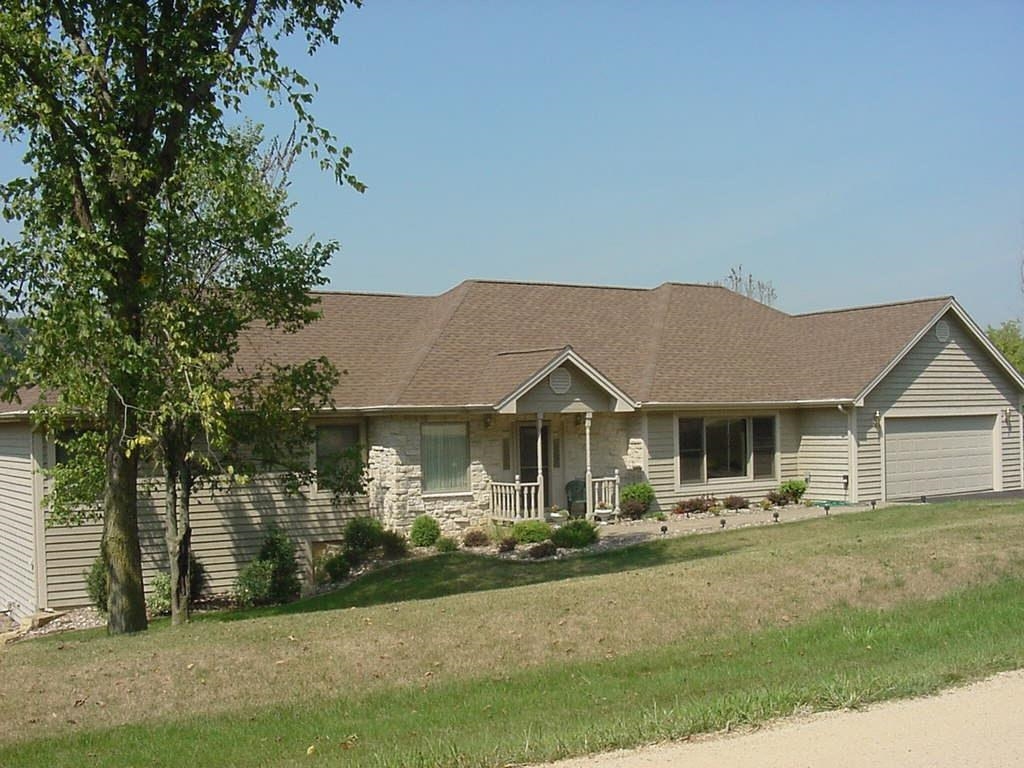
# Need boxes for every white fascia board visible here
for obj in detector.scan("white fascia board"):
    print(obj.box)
[638,399,854,410]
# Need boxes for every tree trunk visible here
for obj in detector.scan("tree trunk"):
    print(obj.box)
[168,448,193,625]
[103,391,148,634]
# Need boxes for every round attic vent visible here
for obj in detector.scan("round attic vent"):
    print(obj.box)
[549,367,572,394]
[935,320,950,343]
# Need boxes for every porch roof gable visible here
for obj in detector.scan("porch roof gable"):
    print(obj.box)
[494,346,637,414]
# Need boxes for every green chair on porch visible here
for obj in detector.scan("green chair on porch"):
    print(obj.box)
[565,479,587,519]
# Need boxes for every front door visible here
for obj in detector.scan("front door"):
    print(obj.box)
[518,424,551,505]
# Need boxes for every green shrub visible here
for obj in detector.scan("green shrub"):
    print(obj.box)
[148,572,172,615]
[620,482,655,512]
[497,536,517,553]
[409,514,442,547]
[436,536,458,553]
[235,559,276,607]
[380,529,409,558]
[780,479,807,504]
[235,527,301,607]
[344,516,385,552]
[723,495,749,510]
[145,553,206,613]
[512,519,552,544]
[551,519,598,549]
[321,553,351,583]
[767,489,788,507]
[342,547,364,568]
[528,540,557,559]
[84,553,108,613]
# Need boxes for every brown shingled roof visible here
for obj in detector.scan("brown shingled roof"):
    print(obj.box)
[234,279,956,409]
[0,280,972,416]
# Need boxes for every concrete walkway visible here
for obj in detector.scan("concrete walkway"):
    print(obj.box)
[539,670,1024,768]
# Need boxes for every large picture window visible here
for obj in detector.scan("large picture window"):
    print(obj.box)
[422,423,470,493]
[678,416,776,484]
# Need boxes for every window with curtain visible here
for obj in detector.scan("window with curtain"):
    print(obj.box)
[421,423,469,493]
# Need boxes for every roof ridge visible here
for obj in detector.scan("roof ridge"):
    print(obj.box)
[638,283,675,402]
[391,282,473,404]
[795,296,952,317]
[465,278,657,292]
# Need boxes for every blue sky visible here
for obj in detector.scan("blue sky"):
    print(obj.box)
[4,2,1024,324]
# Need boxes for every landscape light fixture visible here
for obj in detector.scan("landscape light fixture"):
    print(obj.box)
[720,518,726,529]
[824,503,831,515]
[660,525,668,535]
[871,500,877,511]
[772,511,779,523]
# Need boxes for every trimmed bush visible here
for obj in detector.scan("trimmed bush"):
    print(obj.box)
[321,553,351,583]
[551,519,598,549]
[512,519,552,544]
[528,540,557,559]
[380,529,409,559]
[235,527,301,607]
[342,547,364,568]
[497,536,517,553]
[436,536,458,553]
[344,516,385,552]
[462,528,491,548]
[620,482,655,512]
[84,553,108,613]
[780,479,808,504]
[235,559,276,607]
[148,572,172,615]
[723,495,749,510]
[674,495,716,515]
[620,499,647,519]
[409,514,442,547]
[767,489,789,507]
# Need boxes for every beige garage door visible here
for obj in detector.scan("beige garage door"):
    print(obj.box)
[885,415,994,500]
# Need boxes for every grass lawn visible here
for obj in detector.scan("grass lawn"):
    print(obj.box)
[3,501,1024,766]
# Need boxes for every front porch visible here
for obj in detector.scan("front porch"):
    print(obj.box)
[489,410,624,522]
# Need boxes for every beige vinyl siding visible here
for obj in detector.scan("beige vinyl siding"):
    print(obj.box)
[778,410,800,480]
[44,477,368,610]
[0,423,38,619]
[859,311,1023,501]
[516,363,616,414]
[645,410,798,509]
[796,408,849,501]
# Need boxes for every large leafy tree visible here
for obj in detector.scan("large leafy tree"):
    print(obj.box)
[987,320,1024,375]
[0,1,363,633]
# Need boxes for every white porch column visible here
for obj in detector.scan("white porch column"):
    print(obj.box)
[536,412,545,513]
[585,411,593,517]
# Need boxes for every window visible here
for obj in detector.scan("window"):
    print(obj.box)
[421,423,469,493]
[316,424,360,476]
[678,418,703,483]
[678,416,776,484]
[752,417,776,479]
[706,418,747,478]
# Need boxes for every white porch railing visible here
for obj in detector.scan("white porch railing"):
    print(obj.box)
[590,468,620,516]
[490,475,542,521]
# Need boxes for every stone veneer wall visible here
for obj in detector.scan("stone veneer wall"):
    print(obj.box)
[366,414,510,534]
[366,412,648,532]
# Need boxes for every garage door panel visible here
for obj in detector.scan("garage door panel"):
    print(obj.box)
[885,416,994,500]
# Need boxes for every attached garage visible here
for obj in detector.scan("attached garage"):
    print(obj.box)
[884,415,995,500]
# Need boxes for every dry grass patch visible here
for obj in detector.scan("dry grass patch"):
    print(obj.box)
[2,501,1023,745]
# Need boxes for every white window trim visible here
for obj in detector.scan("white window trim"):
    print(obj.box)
[673,411,780,492]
